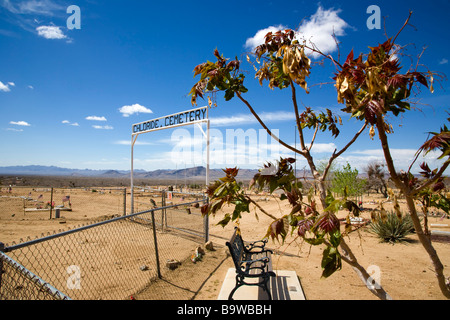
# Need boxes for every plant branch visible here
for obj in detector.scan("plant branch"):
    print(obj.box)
[339,238,393,300]
[236,92,304,155]
[376,115,450,299]
[321,121,368,181]
[303,43,343,70]
[407,148,423,175]
[290,79,307,152]
[309,124,320,152]
[375,116,403,188]
[392,10,413,46]
[246,196,278,220]
[412,159,450,196]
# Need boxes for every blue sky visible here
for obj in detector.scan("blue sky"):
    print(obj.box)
[0,0,449,174]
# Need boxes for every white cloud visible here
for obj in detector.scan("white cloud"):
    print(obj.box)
[118,103,153,117]
[338,148,448,174]
[351,149,417,158]
[27,85,34,89]
[62,120,79,126]
[295,6,349,58]
[244,6,350,58]
[439,58,448,65]
[7,82,15,87]
[86,116,107,121]
[244,25,287,50]
[92,125,113,130]
[36,25,66,39]
[0,81,12,92]
[3,0,65,16]
[308,143,337,154]
[2,1,69,40]
[5,128,24,132]
[10,121,31,126]
[115,140,154,146]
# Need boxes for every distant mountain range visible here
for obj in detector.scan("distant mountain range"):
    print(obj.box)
[0,165,262,181]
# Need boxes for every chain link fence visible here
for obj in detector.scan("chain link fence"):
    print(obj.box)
[0,192,208,300]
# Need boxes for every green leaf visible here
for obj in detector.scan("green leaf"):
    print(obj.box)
[324,199,343,213]
[232,199,250,220]
[213,183,227,197]
[239,85,248,93]
[216,213,231,228]
[269,179,279,193]
[329,229,342,247]
[321,246,342,278]
[325,191,335,207]
[210,199,224,215]
[286,212,301,227]
[224,89,235,101]
[304,237,324,246]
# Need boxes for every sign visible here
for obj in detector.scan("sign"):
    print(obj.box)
[130,104,210,238]
[132,106,207,135]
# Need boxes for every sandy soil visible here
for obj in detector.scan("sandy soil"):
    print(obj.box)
[197,192,450,300]
[1,187,449,300]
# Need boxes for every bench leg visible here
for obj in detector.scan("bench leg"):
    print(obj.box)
[228,274,273,300]
[228,274,244,300]
[261,275,272,300]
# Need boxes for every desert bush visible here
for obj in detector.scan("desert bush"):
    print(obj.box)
[369,212,415,243]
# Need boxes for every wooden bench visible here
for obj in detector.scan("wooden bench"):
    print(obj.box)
[226,227,276,300]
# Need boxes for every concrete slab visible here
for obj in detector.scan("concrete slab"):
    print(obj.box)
[218,268,306,300]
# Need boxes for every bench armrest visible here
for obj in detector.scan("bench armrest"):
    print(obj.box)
[245,239,268,251]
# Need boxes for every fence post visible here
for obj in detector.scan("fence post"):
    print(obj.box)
[150,211,161,279]
[49,187,54,219]
[161,190,166,232]
[0,242,4,292]
[123,188,127,216]
[204,196,209,243]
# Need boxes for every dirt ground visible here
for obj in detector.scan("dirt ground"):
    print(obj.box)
[1,187,449,300]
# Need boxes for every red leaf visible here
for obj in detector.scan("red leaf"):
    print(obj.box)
[433,181,445,192]
[412,72,428,88]
[365,99,384,124]
[344,49,354,66]
[297,219,314,237]
[316,213,340,233]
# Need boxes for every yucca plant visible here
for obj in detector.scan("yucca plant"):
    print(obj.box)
[369,212,415,244]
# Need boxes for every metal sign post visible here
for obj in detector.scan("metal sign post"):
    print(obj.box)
[130,106,210,214]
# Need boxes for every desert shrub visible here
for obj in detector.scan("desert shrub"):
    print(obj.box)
[369,212,415,243]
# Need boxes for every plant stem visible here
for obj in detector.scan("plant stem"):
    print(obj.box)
[246,196,278,220]
[287,81,390,299]
[339,238,393,300]
[236,92,303,155]
[376,115,450,299]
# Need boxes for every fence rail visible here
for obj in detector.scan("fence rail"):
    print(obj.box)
[0,193,208,300]
[0,250,70,300]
